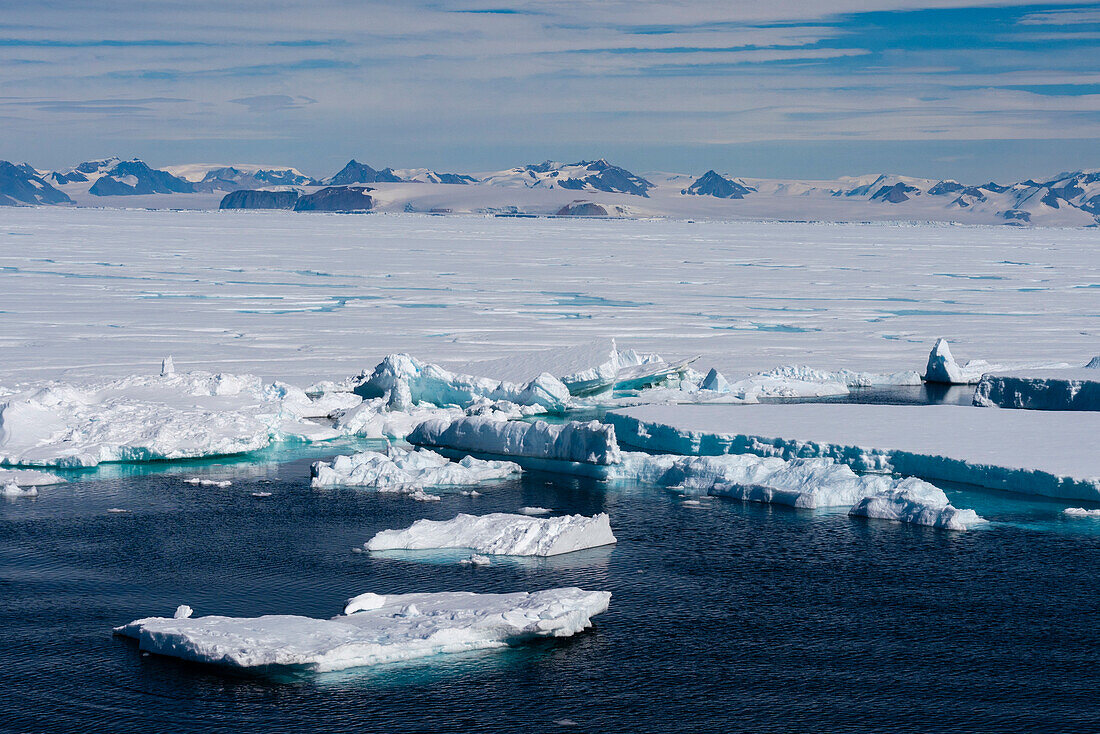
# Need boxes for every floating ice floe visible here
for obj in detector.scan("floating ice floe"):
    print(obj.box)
[408,416,621,467]
[459,554,492,566]
[519,506,552,515]
[1063,507,1100,518]
[0,469,66,486]
[607,403,1100,500]
[2,481,38,497]
[0,370,345,467]
[922,338,1070,385]
[366,512,616,556]
[974,363,1100,411]
[353,353,570,412]
[848,478,986,530]
[184,478,232,488]
[115,588,611,672]
[310,446,520,500]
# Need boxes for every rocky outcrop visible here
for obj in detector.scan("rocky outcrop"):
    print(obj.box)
[0,161,72,206]
[555,201,609,216]
[323,160,403,185]
[88,160,194,196]
[682,170,754,199]
[293,186,374,212]
[219,189,300,210]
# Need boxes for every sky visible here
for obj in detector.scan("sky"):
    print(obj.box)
[1,0,1099,182]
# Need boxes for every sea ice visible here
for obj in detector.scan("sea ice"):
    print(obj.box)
[519,506,552,515]
[0,469,66,486]
[366,512,616,556]
[974,368,1100,411]
[115,588,612,672]
[848,478,986,530]
[0,370,341,467]
[408,417,622,466]
[184,478,232,488]
[608,403,1100,500]
[1063,507,1100,518]
[2,482,38,497]
[923,338,997,384]
[310,446,520,493]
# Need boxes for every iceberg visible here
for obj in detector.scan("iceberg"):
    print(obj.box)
[0,370,341,467]
[310,446,520,495]
[974,368,1100,411]
[848,478,986,530]
[353,354,570,412]
[607,403,1100,500]
[923,338,995,384]
[1063,507,1100,518]
[366,512,616,556]
[114,588,611,672]
[408,417,622,466]
[2,481,38,497]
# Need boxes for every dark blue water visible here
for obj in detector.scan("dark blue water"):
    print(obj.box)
[3,450,1099,734]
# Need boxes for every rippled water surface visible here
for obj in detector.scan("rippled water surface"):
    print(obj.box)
[3,449,1099,734]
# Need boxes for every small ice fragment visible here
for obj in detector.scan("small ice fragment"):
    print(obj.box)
[554,720,579,727]
[680,499,703,507]
[173,605,193,619]
[518,506,551,515]
[251,491,272,498]
[344,592,387,615]
[351,547,364,553]
[1064,507,1100,518]
[459,554,492,566]
[460,490,482,497]
[700,368,730,393]
[161,355,175,376]
[184,478,232,488]
[2,482,38,498]
[107,508,129,513]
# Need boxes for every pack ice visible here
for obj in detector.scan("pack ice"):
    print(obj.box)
[366,512,616,556]
[848,478,985,531]
[311,446,520,498]
[974,362,1100,411]
[114,588,611,672]
[408,417,622,466]
[0,370,348,467]
[923,338,1070,384]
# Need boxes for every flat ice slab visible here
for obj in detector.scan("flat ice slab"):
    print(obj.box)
[974,368,1100,411]
[408,417,622,466]
[311,447,520,492]
[115,588,611,673]
[366,512,616,556]
[608,403,1100,500]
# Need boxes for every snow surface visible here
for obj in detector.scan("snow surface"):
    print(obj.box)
[608,403,1100,500]
[310,447,520,497]
[0,370,341,467]
[848,478,985,530]
[115,588,611,672]
[974,368,1100,410]
[366,512,616,556]
[2,210,1096,388]
[408,417,622,466]
[0,469,66,486]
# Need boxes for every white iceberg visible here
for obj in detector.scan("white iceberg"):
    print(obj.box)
[0,370,341,467]
[848,478,986,530]
[115,588,611,672]
[184,478,232,488]
[0,469,66,486]
[353,354,570,412]
[923,338,999,384]
[2,481,38,497]
[1063,507,1100,518]
[974,367,1100,411]
[366,512,616,557]
[310,446,520,495]
[408,417,622,466]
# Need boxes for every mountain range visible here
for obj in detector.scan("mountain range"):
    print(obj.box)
[2,155,1098,226]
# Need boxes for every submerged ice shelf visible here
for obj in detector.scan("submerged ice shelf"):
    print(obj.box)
[366,512,616,557]
[115,588,611,673]
[607,403,1100,500]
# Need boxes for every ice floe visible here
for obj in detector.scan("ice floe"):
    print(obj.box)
[607,403,1100,500]
[974,367,1100,411]
[1063,507,1100,518]
[0,370,342,467]
[115,588,611,672]
[0,469,66,486]
[184,478,232,488]
[2,481,38,498]
[848,478,986,530]
[408,417,622,466]
[923,338,1070,385]
[310,446,520,499]
[366,512,616,556]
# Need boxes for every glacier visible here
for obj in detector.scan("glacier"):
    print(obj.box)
[365,512,616,556]
[114,588,611,673]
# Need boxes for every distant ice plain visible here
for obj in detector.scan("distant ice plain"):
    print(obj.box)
[0,207,1096,386]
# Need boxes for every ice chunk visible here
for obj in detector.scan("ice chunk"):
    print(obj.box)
[173,605,193,619]
[459,554,492,566]
[184,478,232,488]
[0,469,66,486]
[408,417,622,466]
[974,368,1100,411]
[353,354,570,412]
[0,370,339,467]
[700,368,730,393]
[310,446,520,492]
[333,398,465,439]
[848,478,986,530]
[519,506,552,515]
[366,512,616,557]
[115,588,611,672]
[2,481,38,497]
[1064,507,1100,518]
[924,338,995,384]
[161,355,174,377]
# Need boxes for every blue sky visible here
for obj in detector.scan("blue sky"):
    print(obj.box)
[1,1,1098,181]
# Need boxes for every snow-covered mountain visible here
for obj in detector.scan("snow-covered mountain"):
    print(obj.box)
[164,164,317,191]
[47,158,195,196]
[480,159,655,197]
[392,168,479,185]
[323,160,403,185]
[0,161,72,205]
[682,170,754,199]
